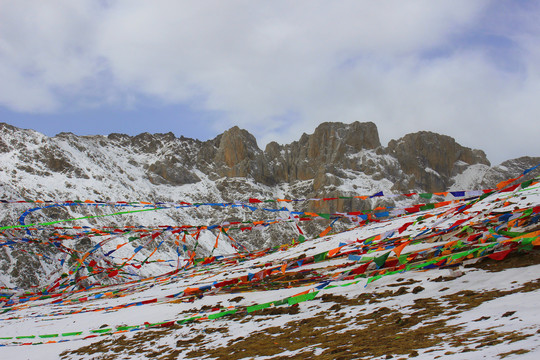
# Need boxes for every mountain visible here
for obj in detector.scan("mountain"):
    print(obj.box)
[2,120,537,199]
[0,121,538,291]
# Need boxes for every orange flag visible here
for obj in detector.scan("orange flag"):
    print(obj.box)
[328,246,344,258]
[318,226,332,238]
[214,232,220,249]
[393,240,411,257]
[497,176,521,190]
[293,289,311,297]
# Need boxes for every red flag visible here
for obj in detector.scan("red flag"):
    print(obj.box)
[488,249,513,261]
[350,261,372,275]
[398,222,414,234]
[499,184,520,193]
[108,269,119,277]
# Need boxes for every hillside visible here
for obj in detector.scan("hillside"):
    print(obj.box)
[0,155,539,358]
[0,121,538,291]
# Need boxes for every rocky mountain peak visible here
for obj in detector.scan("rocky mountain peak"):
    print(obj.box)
[54,132,77,138]
[0,122,19,132]
[297,121,380,162]
[202,126,262,179]
[215,126,260,167]
[315,121,380,150]
[258,121,382,186]
[387,131,490,192]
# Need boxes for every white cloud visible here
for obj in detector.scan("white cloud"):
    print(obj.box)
[1,0,539,163]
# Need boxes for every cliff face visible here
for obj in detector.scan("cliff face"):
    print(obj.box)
[261,121,380,184]
[193,121,382,187]
[387,131,490,192]
[0,121,537,289]
[193,121,493,194]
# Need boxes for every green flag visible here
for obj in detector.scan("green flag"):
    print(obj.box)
[373,252,390,268]
[314,251,328,263]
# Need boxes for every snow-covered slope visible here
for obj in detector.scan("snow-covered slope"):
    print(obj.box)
[0,171,539,359]
[0,121,538,292]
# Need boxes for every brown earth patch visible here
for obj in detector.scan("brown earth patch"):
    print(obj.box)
[61,325,188,360]
[61,260,540,360]
[251,305,300,316]
[387,279,420,287]
[184,283,538,360]
[466,249,540,272]
[442,278,540,312]
[498,348,531,358]
[431,274,463,282]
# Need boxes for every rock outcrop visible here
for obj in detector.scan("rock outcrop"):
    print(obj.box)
[262,121,380,186]
[479,156,540,189]
[387,131,490,192]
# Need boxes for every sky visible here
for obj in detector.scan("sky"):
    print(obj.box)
[0,1,539,164]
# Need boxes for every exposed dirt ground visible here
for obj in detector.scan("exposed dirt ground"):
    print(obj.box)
[60,254,540,360]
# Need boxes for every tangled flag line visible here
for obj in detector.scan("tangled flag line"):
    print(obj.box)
[0,163,538,346]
